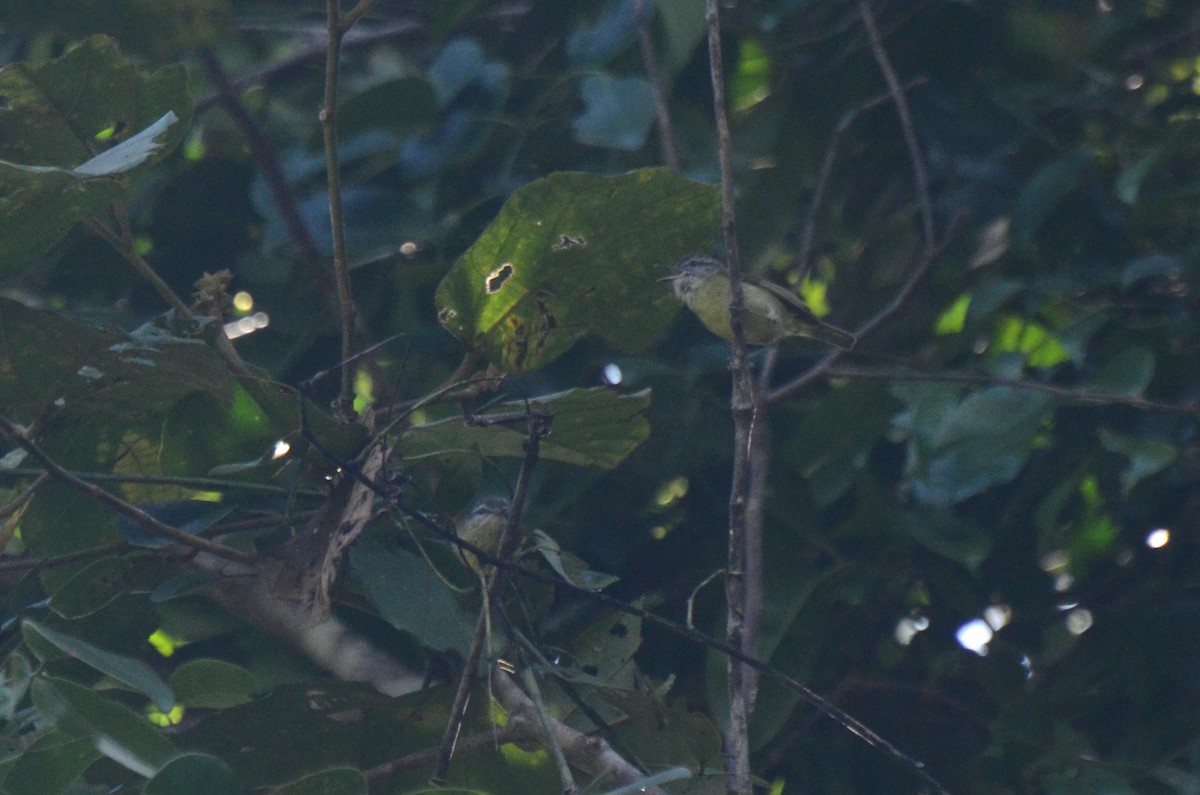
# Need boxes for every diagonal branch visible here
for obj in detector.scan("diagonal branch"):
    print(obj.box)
[196,48,331,295]
[0,416,255,566]
[860,0,934,252]
[431,411,548,785]
[768,213,964,405]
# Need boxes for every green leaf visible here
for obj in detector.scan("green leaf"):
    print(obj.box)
[530,530,619,591]
[0,1,231,58]
[273,768,368,795]
[783,381,901,507]
[572,73,656,150]
[23,620,174,712]
[435,168,719,372]
[143,752,240,795]
[1098,428,1178,496]
[901,508,993,571]
[159,376,365,479]
[0,35,192,275]
[1087,345,1156,397]
[0,298,233,425]
[1114,148,1161,206]
[30,675,176,776]
[0,729,100,795]
[894,385,1056,504]
[177,683,454,789]
[401,387,651,469]
[934,294,971,334]
[1011,149,1092,248]
[1121,254,1183,288]
[349,536,475,654]
[169,659,259,709]
[116,501,231,550]
[567,610,642,691]
[0,651,34,721]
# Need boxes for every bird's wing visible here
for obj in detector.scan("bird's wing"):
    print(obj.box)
[756,278,822,322]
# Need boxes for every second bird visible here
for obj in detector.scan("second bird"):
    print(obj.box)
[662,255,856,350]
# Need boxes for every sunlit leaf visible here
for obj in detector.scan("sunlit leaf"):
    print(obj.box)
[24,621,174,712]
[435,169,719,372]
[400,387,651,469]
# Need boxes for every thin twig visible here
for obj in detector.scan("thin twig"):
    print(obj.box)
[193,21,422,114]
[704,1,759,792]
[83,217,193,321]
[797,76,928,279]
[825,365,1200,414]
[0,472,49,550]
[859,0,934,252]
[0,540,128,572]
[84,210,250,377]
[431,413,547,784]
[361,481,950,792]
[0,472,47,522]
[0,468,325,499]
[492,668,670,795]
[338,0,378,32]
[0,417,256,566]
[768,213,964,405]
[196,48,331,294]
[520,664,577,794]
[363,722,526,783]
[634,0,680,171]
[321,0,368,416]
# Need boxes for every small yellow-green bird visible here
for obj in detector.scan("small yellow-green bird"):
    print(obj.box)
[454,497,510,573]
[661,255,856,350]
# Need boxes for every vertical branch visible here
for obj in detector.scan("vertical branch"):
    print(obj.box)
[320,0,376,416]
[431,413,547,785]
[634,0,680,171]
[704,2,761,793]
[859,0,934,253]
[796,77,928,278]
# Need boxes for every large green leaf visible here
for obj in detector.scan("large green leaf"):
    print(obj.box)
[143,752,240,795]
[0,729,100,795]
[348,536,475,654]
[0,298,232,424]
[572,74,657,150]
[435,168,719,372]
[23,620,175,712]
[893,384,1056,505]
[0,35,192,275]
[30,675,177,775]
[273,768,368,795]
[0,1,230,58]
[400,387,651,469]
[169,659,259,709]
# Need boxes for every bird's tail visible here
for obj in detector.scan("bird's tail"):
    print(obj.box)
[811,322,856,350]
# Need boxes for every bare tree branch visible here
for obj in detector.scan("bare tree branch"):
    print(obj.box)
[860,0,934,252]
[0,416,256,566]
[321,0,367,416]
[432,411,548,784]
[768,213,965,405]
[196,48,331,296]
[797,76,928,279]
[634,0,680,172]
[704,1,761,791]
